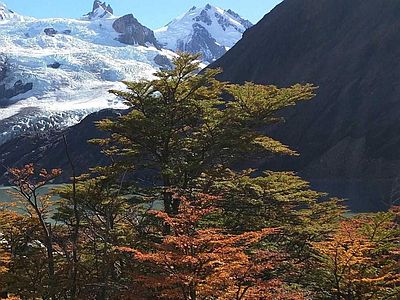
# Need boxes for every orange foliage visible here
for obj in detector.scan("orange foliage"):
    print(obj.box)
[118,194,305,300]
[0,244,10,275]
[8,163,61,193]
[0,210,18,276]
[313,211,400,299]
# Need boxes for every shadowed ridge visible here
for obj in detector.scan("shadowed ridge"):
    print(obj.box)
[210,0,400,211]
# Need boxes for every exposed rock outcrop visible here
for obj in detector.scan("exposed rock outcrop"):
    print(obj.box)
[112,14,160,48]
[0,55,7,81]
[93,0,113,14]
[44,27,57,36]
[0,56,33,106]
[0,81,33,105]
[181,23,226,63]
[47,62,61,69]
[0,2,21,21]
[154,54,172,70]
[44,28,71,36]
[226,9,253,29]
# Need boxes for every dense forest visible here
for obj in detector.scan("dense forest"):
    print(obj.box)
[0,54,399,299]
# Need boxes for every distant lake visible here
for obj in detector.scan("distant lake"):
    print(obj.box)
[0,185,63,203]
[0,186,17,203]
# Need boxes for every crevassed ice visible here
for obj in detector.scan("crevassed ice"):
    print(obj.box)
[0,12,174,144]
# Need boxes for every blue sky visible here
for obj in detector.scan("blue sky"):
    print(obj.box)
[2,0,282,29]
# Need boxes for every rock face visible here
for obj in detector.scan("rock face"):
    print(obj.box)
[155,4,252,63]
[0,81,33,105]
[226,9,253,29]
[181,23,226,62]
[0,56,6,81]
[210,0,400,211]
[83,0,158,47]
[47,62,61,69]
[44,27,58,36]
[93,0,113,14]
[112,14,160,47]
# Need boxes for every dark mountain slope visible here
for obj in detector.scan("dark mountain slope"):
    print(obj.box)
[210,0,400,211]
[0,110,121,184]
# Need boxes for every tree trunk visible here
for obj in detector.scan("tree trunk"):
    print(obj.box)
[162,175,173,234]
[64,135,80,300]
[189,284,196,300]
[40,220,55,300]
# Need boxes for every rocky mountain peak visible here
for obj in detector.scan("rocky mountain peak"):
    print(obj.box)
[155,4,252,63]
[0,2,23,21]
[82,0,159,48]
[85,0,114,20]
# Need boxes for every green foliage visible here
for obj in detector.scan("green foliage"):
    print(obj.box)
[94,53,316,191]
[54,174,140,299]
[197,167,345,232]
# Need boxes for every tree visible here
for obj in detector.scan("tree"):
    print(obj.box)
[195,167,346,294]
[0,207,50,299]
[312,209,400,299]
[94,53,316,218]
[8,164,61,299]
[55,172,137,299]
[117,194,305,300]
[3,51,400,300]
[91,52,342,296]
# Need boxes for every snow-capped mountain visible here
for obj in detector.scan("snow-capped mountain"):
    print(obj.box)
[0,1,173,145]
[155,4,252,63]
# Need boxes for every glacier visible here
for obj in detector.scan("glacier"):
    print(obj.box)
[0,1,251,145]
[0,2,174,144]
